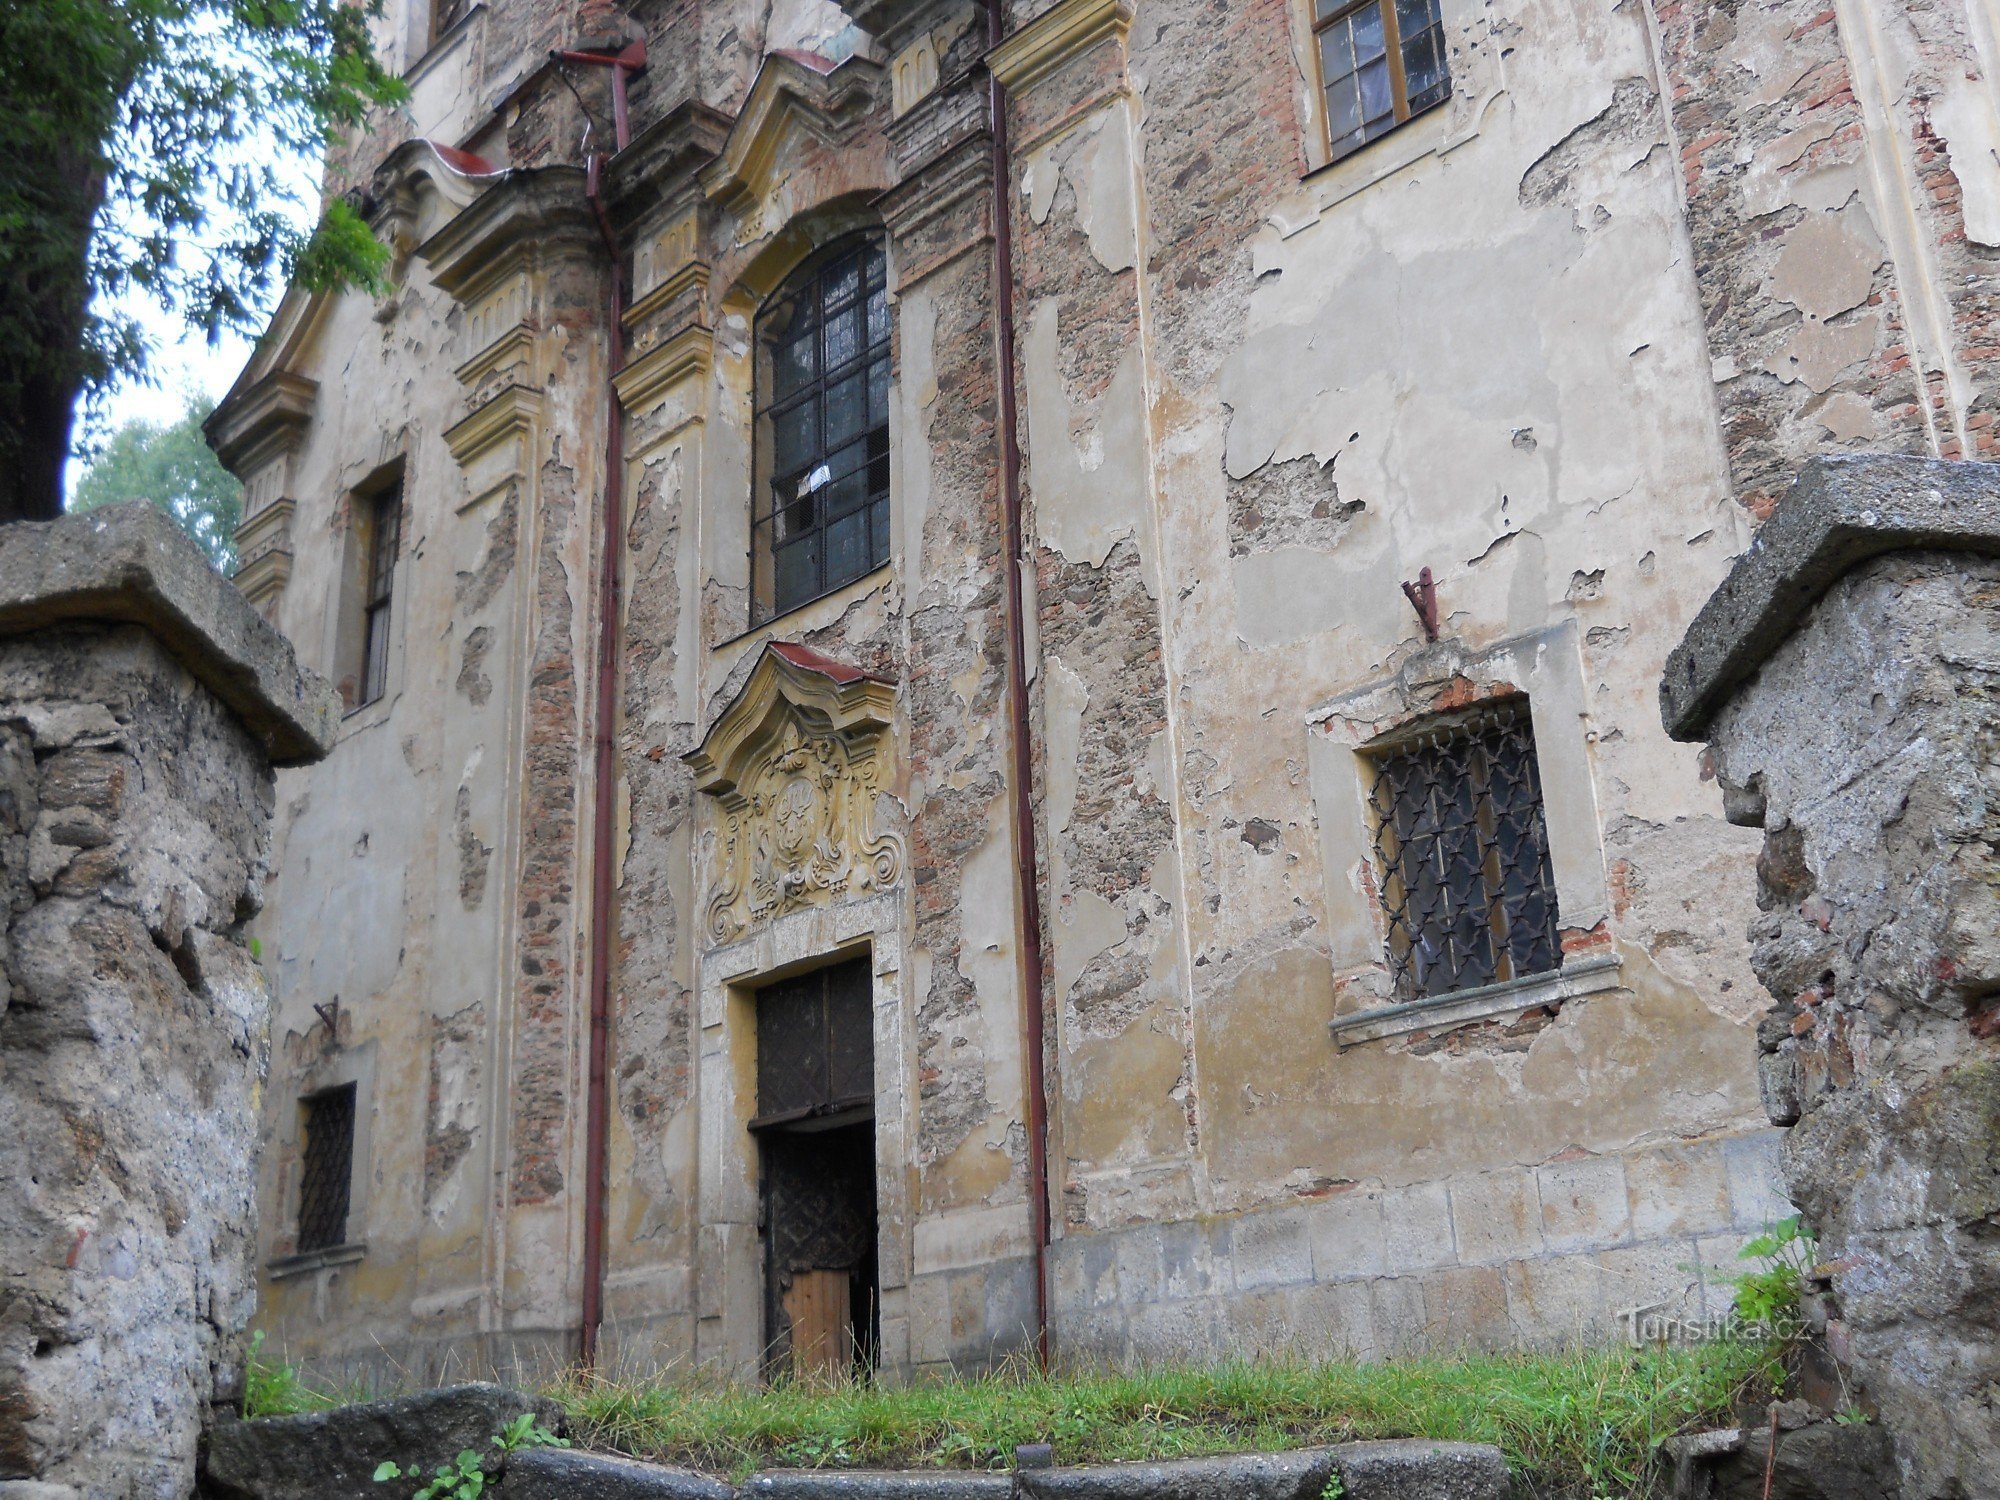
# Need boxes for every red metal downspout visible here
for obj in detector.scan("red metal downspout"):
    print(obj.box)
[985,2,1053,1370]
[561,37,644,1372]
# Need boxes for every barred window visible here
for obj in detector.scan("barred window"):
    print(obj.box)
[1312,0,1450,164]
[1367,699,1559,1000]
[358,482,401,708]
[752,236,891,624]
[297,1084,357,1253]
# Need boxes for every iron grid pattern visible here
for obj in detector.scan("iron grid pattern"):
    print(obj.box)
[297,1084,356,1252]
[755,957,874,1121]
[1368,700,1560,1001]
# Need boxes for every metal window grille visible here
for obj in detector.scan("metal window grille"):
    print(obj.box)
[1367,699,1559,1001]
[753,956,875,1127]
[752,238,891,624]
[1312,0,1451,164]
[297,1084,356,1253]
[359,482,401,707]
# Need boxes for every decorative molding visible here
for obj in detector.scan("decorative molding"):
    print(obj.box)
[624,262,711,328]
[986,0,1133,93]
[686,643,903,945]
[444,383,544,467]
[419,167,595,303]
[614,325,715,414]
[455,324,537,390]
[1330,954,1623,1048]
[701,53,887,212]
[232,497,297,608]
[206,371,318,477]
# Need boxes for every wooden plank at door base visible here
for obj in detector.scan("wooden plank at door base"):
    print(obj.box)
[783,1268,853,1380]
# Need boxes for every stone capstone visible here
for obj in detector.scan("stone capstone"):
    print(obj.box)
[1664,452,2000,1500]
[1661,453,2000,740]
[202,1384,569,1500]
[0,503,338,765]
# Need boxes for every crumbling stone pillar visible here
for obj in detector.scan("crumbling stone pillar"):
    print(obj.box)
[0,505,335,1498]
[1663,454,2000,1500]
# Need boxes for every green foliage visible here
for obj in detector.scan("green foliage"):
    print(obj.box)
[1318,1471,1345,1500]
[372,1416,567,1500]
[242,1329,351,1418]
[0,0,407,500]
[1730,1216,1816,1336]
[551,1343,1782,1499]
[70,396,243,568]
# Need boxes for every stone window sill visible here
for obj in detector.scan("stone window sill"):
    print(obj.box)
[268,1242,366,1279]
[1329,952,1622,1049]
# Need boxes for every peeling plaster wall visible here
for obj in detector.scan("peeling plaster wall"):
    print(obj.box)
[234,180,612,1382]
[226,0,2000,1384]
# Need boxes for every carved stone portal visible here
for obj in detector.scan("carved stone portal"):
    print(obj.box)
[685,643,902,944]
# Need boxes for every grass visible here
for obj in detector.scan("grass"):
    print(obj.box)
[547,1340,1782,1499]
[243,1329,366,1418]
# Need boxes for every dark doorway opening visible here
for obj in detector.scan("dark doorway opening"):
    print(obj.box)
[753,954,880,1381]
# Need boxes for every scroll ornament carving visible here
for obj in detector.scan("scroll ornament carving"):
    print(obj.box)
[703,717,901,941]
[687,645,903,944]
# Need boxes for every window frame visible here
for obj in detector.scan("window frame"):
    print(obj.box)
[296,1082,358,1254]
[357,479,402,710]
[1309,0,1452,167]
[1363,696,1561,1003]
[750,233,893,627]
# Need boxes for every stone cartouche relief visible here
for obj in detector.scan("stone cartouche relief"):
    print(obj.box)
[685,643,903,944]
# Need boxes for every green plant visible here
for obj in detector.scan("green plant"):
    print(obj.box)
[242,1329,349,1418]
[372,1415,566,1500]
[1730,1216,1817,1335]
[1319,1471,1345,1500]
[1833,1406,1870,1426]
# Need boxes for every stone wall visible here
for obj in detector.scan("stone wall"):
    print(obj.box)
[1665,453,2000,1500]
[0,506,334,1498]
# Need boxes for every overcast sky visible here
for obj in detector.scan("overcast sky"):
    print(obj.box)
[67,133,319,494]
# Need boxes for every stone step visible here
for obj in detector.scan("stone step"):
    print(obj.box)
[202,1385,1508,1500]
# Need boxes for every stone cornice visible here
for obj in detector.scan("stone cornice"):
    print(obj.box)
[606,100,732,219]
[419,167,595,302]
[204,372,319,476]
[614,326,715,413]
[623,262,712,328]
[701,53,888,212]
[455,325,537,390]
[444,384,545,467]
[986,0,1133,93]
[1663,454,2000,739]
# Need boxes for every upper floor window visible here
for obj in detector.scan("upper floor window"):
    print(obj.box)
[1313,0,1450,164]
[358,479,401,708]
[752,236,891,625]
[1366,698,1558,1000]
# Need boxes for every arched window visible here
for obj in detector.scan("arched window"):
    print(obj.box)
[752,235,891,623]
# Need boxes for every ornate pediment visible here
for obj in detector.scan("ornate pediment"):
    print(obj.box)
[686,643,902,944]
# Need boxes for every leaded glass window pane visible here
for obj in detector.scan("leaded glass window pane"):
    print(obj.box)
[754,237,893,622]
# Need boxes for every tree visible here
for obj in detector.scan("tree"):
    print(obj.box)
[71,398,244,570]
[0,0,404,524]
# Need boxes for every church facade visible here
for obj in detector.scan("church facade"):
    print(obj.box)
[207,0,2000,1382]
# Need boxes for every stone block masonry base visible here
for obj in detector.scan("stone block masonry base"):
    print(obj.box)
[1007,1128,1788,1370]
[0,505,336,1500]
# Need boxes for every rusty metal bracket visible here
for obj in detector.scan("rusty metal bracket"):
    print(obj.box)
[1402,566,1440,641]
[312,1000,339,1036]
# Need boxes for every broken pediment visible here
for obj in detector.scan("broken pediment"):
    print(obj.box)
[686,642,903,943]
[701,51,888,213]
